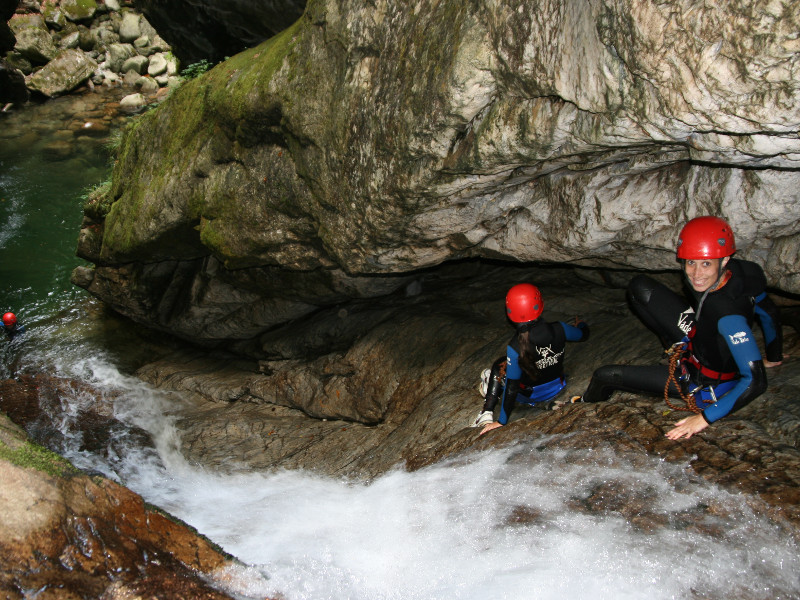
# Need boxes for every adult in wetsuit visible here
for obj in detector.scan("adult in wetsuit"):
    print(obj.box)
[574,216,767,440]
[2,312,25,341]
[475,283,589,435]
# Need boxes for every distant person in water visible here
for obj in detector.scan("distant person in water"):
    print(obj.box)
[570,216,772,440]
[2,312,25,341]
[473,283,589,435]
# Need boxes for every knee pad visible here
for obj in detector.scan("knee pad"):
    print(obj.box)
[627,274,657,307]
[593,364,627,386]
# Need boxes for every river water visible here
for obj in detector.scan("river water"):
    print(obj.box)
[1,92,799,600]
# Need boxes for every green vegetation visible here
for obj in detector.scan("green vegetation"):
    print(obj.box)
[180,59,213,80]
[81,179,113,219]
[0,439,79,478]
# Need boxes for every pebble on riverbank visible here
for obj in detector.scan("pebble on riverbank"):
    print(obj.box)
[3,0,180,105]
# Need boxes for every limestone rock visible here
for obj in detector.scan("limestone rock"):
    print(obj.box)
[0,412,239,599]
[121,52,147,74]
[9,13,57,63]
[146,50,166,75]
[60,0,97,23]
[58,30,80,49]
[118,10,140,42]
[25,47,96,97]
[74,0,800,349]
[127,262,800,537]
[41,3,66,30]
[119,91,145,110]
[105,41,135,72]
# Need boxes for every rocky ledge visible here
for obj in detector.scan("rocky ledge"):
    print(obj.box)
[25,264,800,526]
[0,405,245,599]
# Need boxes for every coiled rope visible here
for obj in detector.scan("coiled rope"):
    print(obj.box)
[663,344,703,414]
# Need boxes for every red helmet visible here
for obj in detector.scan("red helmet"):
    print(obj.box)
[505,284,543,323]
[2,312,17,327]
[676,216,736,260]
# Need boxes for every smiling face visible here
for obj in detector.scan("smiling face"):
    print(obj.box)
[683,256,729,292]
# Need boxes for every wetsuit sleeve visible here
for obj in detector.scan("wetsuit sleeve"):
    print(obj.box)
[753,293,783,363]
[560,321,589,342]
[702,315,767,423]
[498,345,522,426]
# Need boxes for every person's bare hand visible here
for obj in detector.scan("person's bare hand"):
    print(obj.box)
[665,414,709,440]
[479,422,503,436]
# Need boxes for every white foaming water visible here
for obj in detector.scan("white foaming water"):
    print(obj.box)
[45,359,800,600]
[0,176,25,250]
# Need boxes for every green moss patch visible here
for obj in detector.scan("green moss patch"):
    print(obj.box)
[0,439,79,478]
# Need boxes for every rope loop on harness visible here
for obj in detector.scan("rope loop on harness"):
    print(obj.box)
[663,343,703,414]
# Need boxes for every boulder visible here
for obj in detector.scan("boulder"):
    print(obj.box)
[77,25,95,51]
[3,51,31,73]
[58,30,80,49]
[146,50,165,75]
[119,91,145,110]
[25,48,97,97]
[120,52,147,74]
[60,0,97,23]
[118,10,140,42]
[133,32,149,51]
[41,2,66,30]
[74,0,800,350]
[104,41,134,71]
[8,13,57,63]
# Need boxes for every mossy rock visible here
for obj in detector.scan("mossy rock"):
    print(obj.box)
[0,413,78,478]
[60,0,98,23]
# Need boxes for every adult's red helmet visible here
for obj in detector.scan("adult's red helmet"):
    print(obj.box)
[2,312,17,327]
[505,284,543,323]
[676,216,736,260]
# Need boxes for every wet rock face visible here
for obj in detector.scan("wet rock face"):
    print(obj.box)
[134,0,306,63]
[128,263,800,521]
[0,409,240,599]
[73,0,800,351]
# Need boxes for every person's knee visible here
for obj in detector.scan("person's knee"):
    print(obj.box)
[627,274,657,307]
[593,364,626,386]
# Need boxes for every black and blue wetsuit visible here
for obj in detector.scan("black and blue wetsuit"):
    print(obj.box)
[483,319,589,425]
[583,269,767,424]
[731,259,783,363]
[3,323,25,341]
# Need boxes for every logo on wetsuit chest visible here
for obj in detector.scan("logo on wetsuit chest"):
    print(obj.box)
[677,308,695,335]
[729,331,750,345]
[535,345,564,369]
